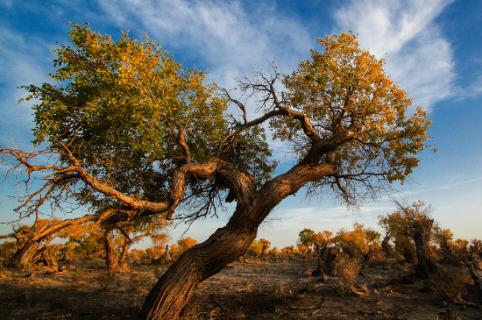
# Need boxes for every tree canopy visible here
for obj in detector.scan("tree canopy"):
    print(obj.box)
[14,24,274,221]
[1,26,431,319]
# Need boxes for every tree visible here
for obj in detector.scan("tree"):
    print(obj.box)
[247,238,271,257]
[433,227,454,262]
[59,221,104,263]
[379,207,415,262]
[259,238,271,256]
[298,228,316,253]
[5,217,96,270]
[335,223,380,260]
[380,201,437,278]
[1,27,430,319]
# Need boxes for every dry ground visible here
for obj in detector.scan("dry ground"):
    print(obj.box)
[0,257,480,319]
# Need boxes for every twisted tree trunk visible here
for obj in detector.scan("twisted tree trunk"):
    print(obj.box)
[7,215,96,270]
[7,241,41,270]
[140,161,335,319]
[140,223,256,319]
[140,187,260,320]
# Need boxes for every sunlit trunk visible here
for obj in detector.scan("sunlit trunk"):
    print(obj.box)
[140,223,256,319]
[8,240,41,270]
[104,230,119,272]
[118,238,130,272]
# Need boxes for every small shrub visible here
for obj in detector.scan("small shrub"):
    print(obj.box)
[0,241,16,260]
[334,254,362,294]
[146,245,165,261]
[431,265,473,303]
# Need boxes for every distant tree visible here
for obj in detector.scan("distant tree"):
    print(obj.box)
[247,238,271,257]
[433,227,454,261]
[452,239,469,258]
[469,239,482,258]
[259,238,271,256]
[298,228,316,253]
[299,228,333,259]
[380,201,437,278]
[1,27,430,319]
[280,246,295,257]
[335,223,381,260]
[379,208,415,262]
[314,230,333,249]
[269,247,281,258]
[177,237,197,253]
[313,224,379,281]
[58,220,104,262]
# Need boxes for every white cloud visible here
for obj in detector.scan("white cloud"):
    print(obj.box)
[0,0,13,9]
[456,74,482,100]
[99,0,312,91]
[334,0,455,110]
[0,25,50,147]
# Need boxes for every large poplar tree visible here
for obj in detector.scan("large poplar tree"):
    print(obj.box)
[1,26,430,319]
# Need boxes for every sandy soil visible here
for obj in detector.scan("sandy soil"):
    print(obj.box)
[0,257,480,319]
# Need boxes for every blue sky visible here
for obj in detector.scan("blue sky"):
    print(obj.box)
[0,0,481,247]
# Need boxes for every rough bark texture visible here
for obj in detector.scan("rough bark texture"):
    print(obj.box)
[104,230,119,272]
[140,162,336,319]
[411,218,436,278]
[7,241,41,270]
[140,224,256,320]
[7,215,97,270]
[118,238,130,272]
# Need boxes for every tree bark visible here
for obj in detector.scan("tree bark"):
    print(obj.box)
[381,232,391,257]
[7,241,41,270]
[7,215,97,270]
[411,218,436,278]
[140,208,257,319]
[104,229,119,272]
[118,238,130,272]
[140,162,335,319]
[313,245,339,277]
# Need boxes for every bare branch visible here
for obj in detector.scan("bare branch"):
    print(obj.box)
[0,233,15,240]
[222,88,247,124]
[1,146,254,223]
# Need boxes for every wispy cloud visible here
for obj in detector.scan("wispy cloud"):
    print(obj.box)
[455,74,482,100]
[334,0,455,110]
[99,0,313,90]
[0,24,50,147]
[0,0,13,9]
[395,176,482,197]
